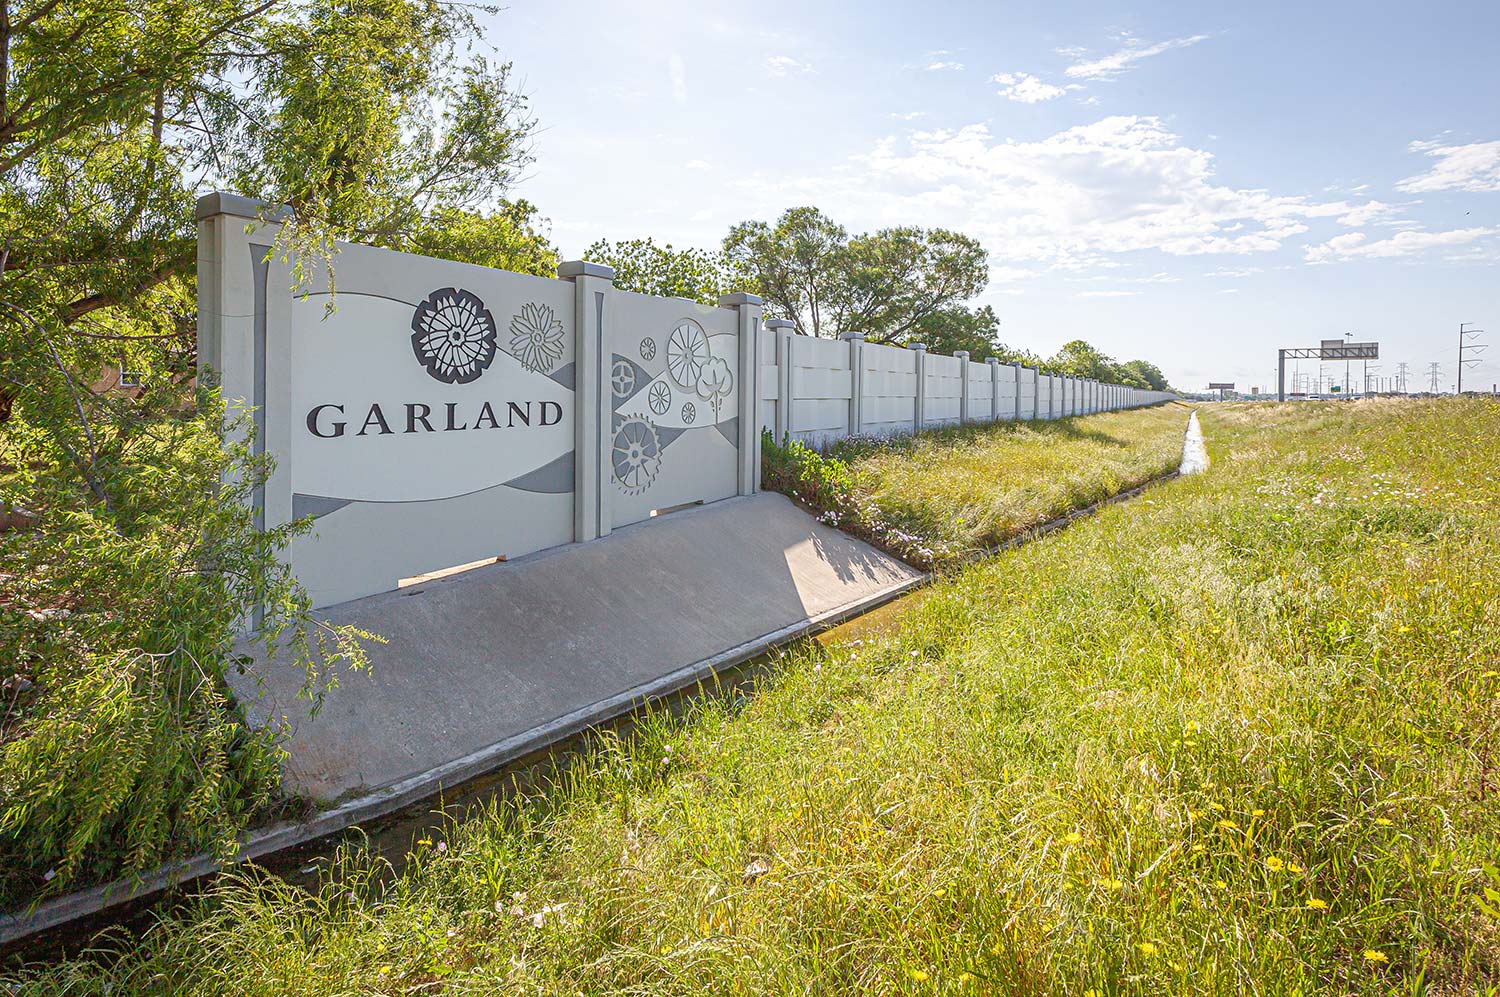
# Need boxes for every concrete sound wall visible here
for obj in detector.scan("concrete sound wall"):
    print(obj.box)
[198,194,763,608]
[757,329,1177,445]
[199,192,1175,609]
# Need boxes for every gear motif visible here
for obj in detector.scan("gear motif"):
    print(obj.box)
[611,358,637,399]
[639,337,657,362]
[681,401,696,424]
[648,381,671,415]
[666,319,711,389]
[611,416,661,494]
[410,288,498,384]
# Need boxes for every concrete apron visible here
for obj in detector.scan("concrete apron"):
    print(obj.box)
[234,491,924,802]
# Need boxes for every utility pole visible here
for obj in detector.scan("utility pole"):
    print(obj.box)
[1427,362,1443,394]
[1458,322,1486,395]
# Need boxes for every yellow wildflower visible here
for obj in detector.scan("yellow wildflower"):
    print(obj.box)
[1286,861,1303,874]
[910,968,930,981]
[1252,809,1266,817]
[1137,942,1158,956]
[1065,832,1083,844]
[1192,843,1206,853]
[1103,878,1124,890]
[1215,879,1228,889]
[1218,819,1238,831]
[957,973,973,984]
[1363,950,1388,964]
[1306,898,1327,910]
[1264,856,1286,872]
[1374,818,1392,827]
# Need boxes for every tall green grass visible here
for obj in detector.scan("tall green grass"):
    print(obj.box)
[8,398,1499,994]
[764,404,1188,567]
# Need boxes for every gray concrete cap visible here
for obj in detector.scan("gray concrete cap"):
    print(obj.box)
[765,319,797,331]
[718,292,764,306]
[556,260,615,280]
[195,191,292,222]
[839,331,866,341]
[907,342,928,351]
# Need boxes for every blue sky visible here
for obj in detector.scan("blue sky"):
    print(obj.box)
[489,1,1499,393]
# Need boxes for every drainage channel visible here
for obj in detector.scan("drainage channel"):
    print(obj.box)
[3,411,1206,965]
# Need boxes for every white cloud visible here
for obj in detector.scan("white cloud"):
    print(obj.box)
[668,54,687,104]
[1077,289,1142,298]
[1304,226,1499,263]
[891,111,927,121]
[1396,139,1500,193]
[1203,266,1261,278]
[684,159,711,170]
[926,60,965,71]
[1335,200,1405,226]
[765,54,813,78]
[736,116,1357,273]
[990,72,1072,103]
[1065,34,1211,80]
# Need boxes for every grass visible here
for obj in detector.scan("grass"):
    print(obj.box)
[763,403,1189,567]
[8,397,1500,994]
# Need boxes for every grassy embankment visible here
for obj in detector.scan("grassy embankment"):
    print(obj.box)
[10,398,1500,994]
[763,403,1189,567]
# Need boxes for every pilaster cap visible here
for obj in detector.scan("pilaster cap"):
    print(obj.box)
[195,191,292,222]
[557,261,615,280]
[765,318,797,331]
[718,292,764,307]
[839,331,866,341]
[906,342,928,351]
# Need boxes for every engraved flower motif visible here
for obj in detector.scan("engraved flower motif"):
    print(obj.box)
[410,288,498,384]
[508,302,565,374]
[695,355,733,418]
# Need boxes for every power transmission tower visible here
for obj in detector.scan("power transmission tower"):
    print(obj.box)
[1427,362,1443,394]
[1458,322,1486,394]
[1395,361,1410,393]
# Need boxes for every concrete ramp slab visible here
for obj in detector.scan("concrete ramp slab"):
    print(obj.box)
[234,492,923,800]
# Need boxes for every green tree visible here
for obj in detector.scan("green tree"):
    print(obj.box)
[409,202,560,278]
[723,207,989,342]
[1,0,535,420]
[1117,359,1172,391]
[830,227,988,344]
[906,304,1004,358]
[0,0,529,897]
[1048,339,1117,380]
[585,237,742,306]
[723,207,847,335]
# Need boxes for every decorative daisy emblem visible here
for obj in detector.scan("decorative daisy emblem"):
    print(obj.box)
[410,288,498,384]
[611,416,661,494]
[666,320,711,389]
[508,302,566,374]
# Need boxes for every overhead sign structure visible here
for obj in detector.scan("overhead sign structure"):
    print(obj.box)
[1277,340,1379,401]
